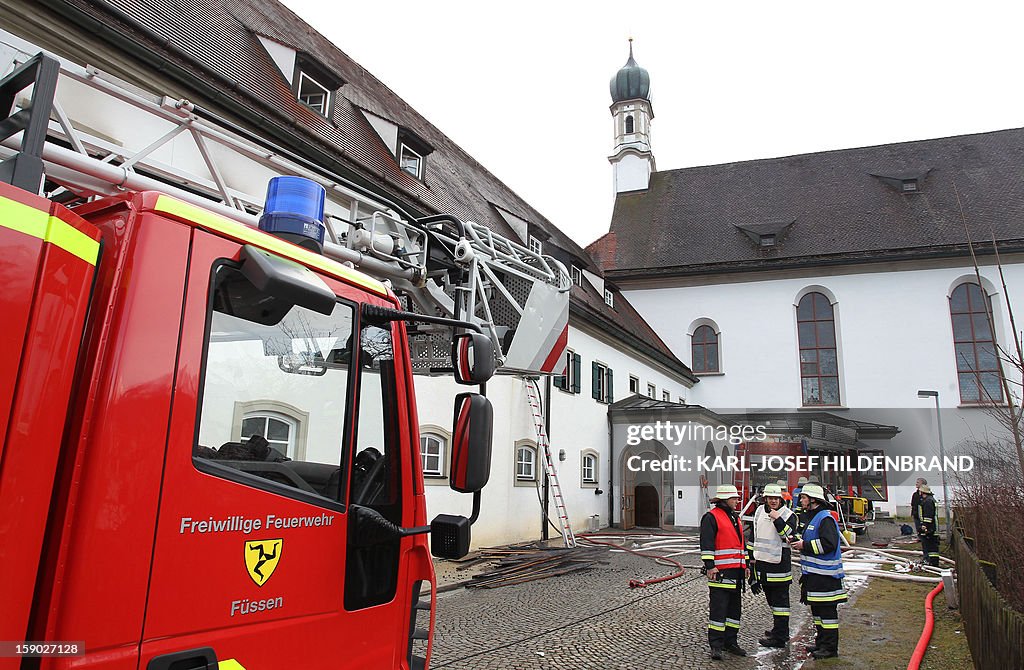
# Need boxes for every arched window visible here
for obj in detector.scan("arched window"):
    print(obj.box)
[419,432,447,477]
[515,443,538,481]
[950,282,1003,403]
[691,325,719,373]
[624,115,634,134]
[241,412,297,459]
[581,450,599,487]
[231,400,309,461]
[797,292,840,406]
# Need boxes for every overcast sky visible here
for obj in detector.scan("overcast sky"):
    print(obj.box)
[280,1,1024,248]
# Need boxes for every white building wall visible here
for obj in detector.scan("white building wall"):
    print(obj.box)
[622,261,1022,409]
[621,260,1024,515]
[611,153,652,194]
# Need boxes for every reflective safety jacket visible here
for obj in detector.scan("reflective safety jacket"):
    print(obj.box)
[751,504,796,564]
[700,505,746,570]
[800,509,845,579]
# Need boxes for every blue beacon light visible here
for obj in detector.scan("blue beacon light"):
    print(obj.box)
[258,176,327,253]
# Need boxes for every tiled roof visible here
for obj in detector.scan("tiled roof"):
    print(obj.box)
[43,0,690,376]
[590,128,1024,278]
[59,0,594,264]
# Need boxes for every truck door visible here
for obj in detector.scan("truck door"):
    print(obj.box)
[0,185,100,658]
[139,228,423,670]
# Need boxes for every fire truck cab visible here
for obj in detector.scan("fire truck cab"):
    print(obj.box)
[1,180,493,670]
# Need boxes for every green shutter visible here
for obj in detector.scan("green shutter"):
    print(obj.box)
[591,361,601,400]
[553,372,565,390]
[571,353,582,394]
[606,368,614,403]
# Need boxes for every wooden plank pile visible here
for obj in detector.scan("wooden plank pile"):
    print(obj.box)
[460,543,607,589]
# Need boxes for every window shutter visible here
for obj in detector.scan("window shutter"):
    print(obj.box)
[605,368,614,403]
[553,373,565,390]
[591,362,601,400]
[572,353,582,394]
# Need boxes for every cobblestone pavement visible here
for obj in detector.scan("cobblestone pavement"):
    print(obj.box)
[427,547,831,670]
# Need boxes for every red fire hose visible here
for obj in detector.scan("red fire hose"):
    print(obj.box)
[577,534,686,588]
[907,581,945,670]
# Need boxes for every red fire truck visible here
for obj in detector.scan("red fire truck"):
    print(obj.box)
[0,53,569,670]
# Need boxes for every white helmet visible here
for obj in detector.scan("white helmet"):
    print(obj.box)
[712,484,740,501]
[800,483,828,503]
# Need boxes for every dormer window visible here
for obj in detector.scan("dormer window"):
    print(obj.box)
[256,37,340,118]
[395,129,433,181]
[870,169,930,194]
[570,265,583,286]
[735,220,793,249]
[297,71,331,115]
[528,235,542,255]
[604,289,615,308]
[400,144,423,179]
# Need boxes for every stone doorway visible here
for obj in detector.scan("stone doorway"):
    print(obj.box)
[635,483,660,527]
[620,440,674,530]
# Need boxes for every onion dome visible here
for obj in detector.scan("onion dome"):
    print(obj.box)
[609,40,650,103]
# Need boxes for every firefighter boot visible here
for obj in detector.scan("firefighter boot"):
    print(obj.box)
[723,643,748,657]
[811,624,839,658]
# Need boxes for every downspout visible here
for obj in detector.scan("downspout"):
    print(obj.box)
[542,376,551,541]
[607,411,614,528]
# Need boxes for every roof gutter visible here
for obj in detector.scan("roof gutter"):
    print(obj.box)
[605,240,1024,282]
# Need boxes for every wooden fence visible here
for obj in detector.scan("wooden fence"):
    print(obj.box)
[952,529,1024,670]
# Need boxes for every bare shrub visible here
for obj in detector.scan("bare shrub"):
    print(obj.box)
[954,438,1024,612]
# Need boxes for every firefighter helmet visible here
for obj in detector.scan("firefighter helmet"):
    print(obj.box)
[800,483,828,503]
[712,484,740,501]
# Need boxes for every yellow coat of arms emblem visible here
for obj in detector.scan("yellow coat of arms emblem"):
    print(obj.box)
[244,539,282,586]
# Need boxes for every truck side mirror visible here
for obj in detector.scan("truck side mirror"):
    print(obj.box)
[239,244,336,316]
[449,393,492,493]
[452,332,495,385]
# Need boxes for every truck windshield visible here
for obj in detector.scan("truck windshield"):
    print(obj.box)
[194,265,354,504]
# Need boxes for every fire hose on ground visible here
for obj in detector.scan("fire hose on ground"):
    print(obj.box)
[576,533,688,588]
[907,581,945,670]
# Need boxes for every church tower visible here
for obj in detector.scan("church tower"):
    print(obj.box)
[609,40,655,193]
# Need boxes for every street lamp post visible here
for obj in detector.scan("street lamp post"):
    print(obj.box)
[918,390,951,543]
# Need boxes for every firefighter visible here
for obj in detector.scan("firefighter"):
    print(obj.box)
[700,484,748,661]
[746,483,799,648]
[918,484,940,567]
[791,483,846,659]
[792,476,808,501]
[911,477,927,534]
[775,479,793,508]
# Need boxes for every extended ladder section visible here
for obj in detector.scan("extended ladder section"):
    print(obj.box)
[0,36,570,375]
[523,378,576,548]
